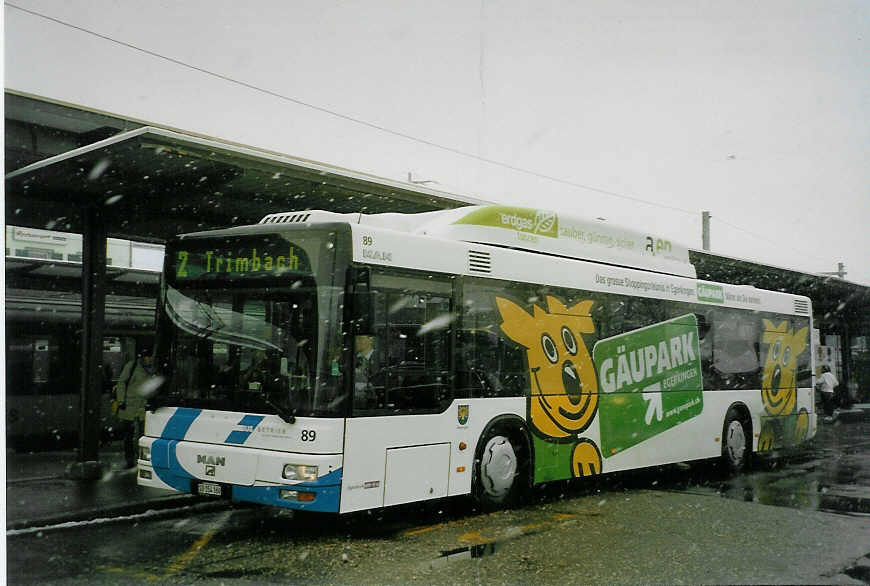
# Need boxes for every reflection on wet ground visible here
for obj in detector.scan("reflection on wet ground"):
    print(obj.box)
[845,554,870,583]
[200,417,870,550]
[430,542,498,568]
[654,418,870,517]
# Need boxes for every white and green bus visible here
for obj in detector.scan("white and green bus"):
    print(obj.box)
[138,205,815,513]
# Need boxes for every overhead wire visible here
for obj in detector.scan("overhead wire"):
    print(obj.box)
[712,216,834,266]
[6,2,694,216]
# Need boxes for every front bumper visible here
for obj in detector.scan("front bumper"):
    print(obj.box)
[137,436,343,513]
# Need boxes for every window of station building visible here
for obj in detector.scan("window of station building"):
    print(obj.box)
[6,337,40,396]
[102,336,132,389]
[354,270,454,415]
[6,332,148,397]
[5,334,78,396]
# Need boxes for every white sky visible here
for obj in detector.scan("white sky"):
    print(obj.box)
[5,0,870,285]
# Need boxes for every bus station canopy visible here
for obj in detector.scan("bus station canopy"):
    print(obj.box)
[4,122,484,467]
[5,126,481,243]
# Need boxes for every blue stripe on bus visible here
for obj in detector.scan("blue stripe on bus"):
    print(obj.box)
[224,414,266,444]
[233,468,342,513]
[151,409,201,492]
[150,439,194,492]
[149,442,342,513]
[161,407,202,440]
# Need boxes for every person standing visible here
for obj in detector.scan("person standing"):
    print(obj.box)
[816,364,839,417]
[115,346,154,468]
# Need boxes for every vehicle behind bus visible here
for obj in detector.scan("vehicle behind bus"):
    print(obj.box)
[6,293,155,450]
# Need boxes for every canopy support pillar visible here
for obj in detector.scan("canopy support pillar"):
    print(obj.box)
[68,204,107,480]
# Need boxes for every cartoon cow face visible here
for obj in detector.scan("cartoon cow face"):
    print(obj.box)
[496,296,598,439]
[760,320,808,416]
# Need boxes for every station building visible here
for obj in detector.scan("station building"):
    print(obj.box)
[5,91,869,452]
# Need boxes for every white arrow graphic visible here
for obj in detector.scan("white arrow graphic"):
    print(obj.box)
[642,382,663,425]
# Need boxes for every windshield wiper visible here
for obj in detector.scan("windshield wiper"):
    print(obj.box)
[165,289,226,339]
[261,395,296,424]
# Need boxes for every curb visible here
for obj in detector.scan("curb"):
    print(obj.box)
[6,495,203,532]
[834,408,867,423]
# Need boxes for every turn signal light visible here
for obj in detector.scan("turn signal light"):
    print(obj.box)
[279,489,315,502]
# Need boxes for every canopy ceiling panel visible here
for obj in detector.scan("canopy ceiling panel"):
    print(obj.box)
[5,126,479,242]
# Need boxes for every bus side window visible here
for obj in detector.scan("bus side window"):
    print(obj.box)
[364,271,454,415]
[704,308,760,390]
[458,278,531,399]
[455,329,521,398]
[693,312,716,389]
[791,316,812,387]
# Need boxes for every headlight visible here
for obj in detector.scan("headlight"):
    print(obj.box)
[282,464,318,481]
[139,445,151,462]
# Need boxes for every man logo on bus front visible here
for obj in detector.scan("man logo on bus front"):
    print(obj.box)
[496,296,602,477]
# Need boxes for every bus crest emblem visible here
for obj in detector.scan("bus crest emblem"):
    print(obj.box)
[457,404,469,425]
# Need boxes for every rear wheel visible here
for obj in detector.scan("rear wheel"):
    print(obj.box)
[474,428,527,508]
[722,407,751,472]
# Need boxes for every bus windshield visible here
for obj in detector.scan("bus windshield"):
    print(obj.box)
[154,229,348,418]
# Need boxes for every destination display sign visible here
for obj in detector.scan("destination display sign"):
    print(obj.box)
[169,236,312,282]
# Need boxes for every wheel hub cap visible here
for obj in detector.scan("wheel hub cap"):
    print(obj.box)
[726,420,746,463]
[482,436,517,497]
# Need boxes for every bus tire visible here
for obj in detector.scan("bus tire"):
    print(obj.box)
[473,422,529,509]
[721,406,751,473]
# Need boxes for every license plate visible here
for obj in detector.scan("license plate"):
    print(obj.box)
[196,482,223,497]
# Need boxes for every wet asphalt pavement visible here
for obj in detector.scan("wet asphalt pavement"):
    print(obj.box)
[5,445,196,530]
[674,414,870,517]
[5,409,870,584]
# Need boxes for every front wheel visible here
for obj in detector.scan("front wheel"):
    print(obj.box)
[474,430,527,509]
[721,407,751,472]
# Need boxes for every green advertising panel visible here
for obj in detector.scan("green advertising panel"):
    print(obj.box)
[532,434,573,483]
[453,205,559,238]
[696,283,725,304]
[594,314,703,457]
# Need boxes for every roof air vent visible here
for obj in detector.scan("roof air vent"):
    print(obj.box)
[259,212,312,225]
[793,298,810,315]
